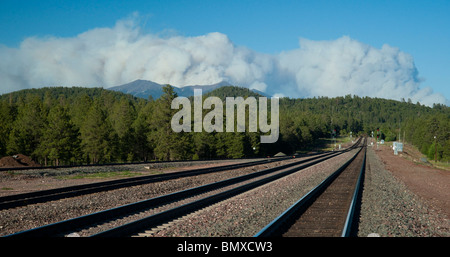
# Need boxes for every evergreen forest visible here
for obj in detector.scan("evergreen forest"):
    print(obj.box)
[0,85,448,166]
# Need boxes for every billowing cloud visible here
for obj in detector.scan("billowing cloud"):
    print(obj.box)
[275,36,448,106]
[0,15,447,107]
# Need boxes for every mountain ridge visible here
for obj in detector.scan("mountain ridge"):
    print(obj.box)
[108,79,270,99]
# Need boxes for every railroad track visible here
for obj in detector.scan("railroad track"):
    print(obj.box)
[5,138,362,237]
[254,138,367,237]
[0,157,296,210]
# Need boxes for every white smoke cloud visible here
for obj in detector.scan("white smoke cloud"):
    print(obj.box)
[0,15,447,107]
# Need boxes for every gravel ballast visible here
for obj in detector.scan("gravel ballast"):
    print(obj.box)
[146,149,359,237]
[1,145,448,237]
[358,147,450,237]
[146,146,450,237]
[0,158,299,236]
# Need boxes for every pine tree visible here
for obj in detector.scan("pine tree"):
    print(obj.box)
[152,85,193,160]
[225,132,247,159]
[110,97,137,161]
[192,131,216,159]
[70,93,92,129]
[7,94,45,160]
[1,86,449,162]
[132,101,154,161]
[0,100,14,156]
[80,100,115,164]
[38,105,80,165]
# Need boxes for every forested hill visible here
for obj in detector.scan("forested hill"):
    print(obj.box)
[0,86,448,166]
[202,85,265,100]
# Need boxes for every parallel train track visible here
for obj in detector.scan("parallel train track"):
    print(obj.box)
[4,138,363,237]
[0,157,292,210]
[255,138,366,237]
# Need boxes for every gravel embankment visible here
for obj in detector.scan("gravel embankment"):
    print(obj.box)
[0,158,298,236]
[147,149,359,237]
[3,146,447,237]
[1,159,252,178]
[358,147,450,237]
[146,146,449,237]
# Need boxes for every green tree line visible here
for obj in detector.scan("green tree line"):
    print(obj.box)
[0,85,448,165]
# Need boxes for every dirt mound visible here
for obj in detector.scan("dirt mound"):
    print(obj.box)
[0,154,41,168]
[0,156,21,168]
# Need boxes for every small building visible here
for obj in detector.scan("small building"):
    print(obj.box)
[393,142,403,155]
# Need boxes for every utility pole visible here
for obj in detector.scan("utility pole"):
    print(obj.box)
[434,136,437,163]
[331,103,334,150]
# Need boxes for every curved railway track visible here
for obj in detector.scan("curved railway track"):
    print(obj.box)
[4,138,362,237]
[255,138,366,237]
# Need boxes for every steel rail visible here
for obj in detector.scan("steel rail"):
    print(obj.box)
[5,138,361,237]
[0,156,284,172]
[92,146,361,237]
[0,157,292,210]
[254,138,366,237]
[341,146,366,237]
[5,150,344,237]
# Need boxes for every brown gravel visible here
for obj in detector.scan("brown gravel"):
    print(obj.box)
[358,143,450,237]
[144,142,450,237]
[145,149,358,237]
[3,140,446,238]
[0,158,299,236]
[375,143,450,219]
[0,160,247,197]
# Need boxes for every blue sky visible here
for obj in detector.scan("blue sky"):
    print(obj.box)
[1,0,449,104]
